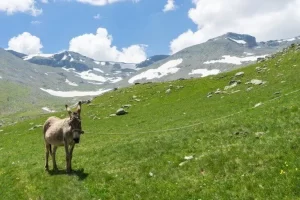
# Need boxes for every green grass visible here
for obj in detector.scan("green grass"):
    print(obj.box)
[1,45,300,199]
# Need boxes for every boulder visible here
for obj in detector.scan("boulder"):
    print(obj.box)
[116,108,128,116]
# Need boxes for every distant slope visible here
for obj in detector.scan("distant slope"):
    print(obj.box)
[121,32,300,85]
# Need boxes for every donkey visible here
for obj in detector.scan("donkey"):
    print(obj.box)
[43,101,84,173]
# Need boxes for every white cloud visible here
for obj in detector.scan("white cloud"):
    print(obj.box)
[31,20,41,25]
[163,0,176,12]
[7,32,43,54]
[69,27,147,63]
[93,13,101,19]
[76,0,139,6]
[0,0,42,16]
[170,0,300,54]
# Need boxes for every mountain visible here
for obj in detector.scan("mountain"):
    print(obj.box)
[119,32,300,85]
[1,32,300,116]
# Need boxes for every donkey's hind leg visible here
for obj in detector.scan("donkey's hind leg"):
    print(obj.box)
[52,146,58,171]
[45,143,51,171]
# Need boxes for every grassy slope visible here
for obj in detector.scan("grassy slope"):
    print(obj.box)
[0,45,300,199]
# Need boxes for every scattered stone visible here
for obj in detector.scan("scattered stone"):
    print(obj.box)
[166,88,171,94]
[176,86,184,89]
[274,92,281,95]
[116,108,128,116]
[235,72,244,77]
[149,172,154,177]
[250,79,264,85]
[122,104,132,108]
[231,90,240,94]
[207,94,212,98]
[134,82,140,85]
[214,88,222,94]
[29,124,43,131]
[109,114,117,117]
[254,102,263,108]
[246,87,253,91]
[133,95,137,99]
[0,130,3,132]
[135,99,141,102]
[184,155,194,160]
[224,82,237,90]
[255,132,265,138]
[179,161,189,167]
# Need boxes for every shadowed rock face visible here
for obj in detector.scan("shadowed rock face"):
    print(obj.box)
[136,55,169,68]
[225,32,258,48]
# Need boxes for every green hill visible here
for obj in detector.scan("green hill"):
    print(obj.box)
[0,44,300,199]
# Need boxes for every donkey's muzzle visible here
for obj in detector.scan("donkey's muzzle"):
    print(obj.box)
[74,138,80,143]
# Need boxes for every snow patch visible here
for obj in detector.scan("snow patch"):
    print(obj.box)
[75,70,107,82]
[40,88,111,97]
[204,55,268,65]
[243,52,254,56]
[42,107,55,113]
[93,68,104,73]
[62,67,76,72]
[94,61,100,65]
[228,38,247,44]
[65,79,78,86]
[0,75,2,79]
[70,57,74,62]
[62,54,68,60]
[101,62,106,66]
[128,59,183,84]
[23,53,53,60]
[87,81,104,85]
[108,77,123,83]
[189,69,220,77]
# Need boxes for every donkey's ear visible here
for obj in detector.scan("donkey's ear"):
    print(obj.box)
[65,104,72,117]
[76,101,82,116]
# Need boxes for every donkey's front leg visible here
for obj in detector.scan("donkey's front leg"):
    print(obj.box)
[64,139,71,173]
[69,144,75,172]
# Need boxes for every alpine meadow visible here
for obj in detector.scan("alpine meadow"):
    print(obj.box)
[1,44,300,199]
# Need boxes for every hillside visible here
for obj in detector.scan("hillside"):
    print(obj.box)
[119,32,300,85]
[0,43,299,199]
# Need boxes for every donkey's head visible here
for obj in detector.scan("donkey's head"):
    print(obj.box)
[66,101,84,144]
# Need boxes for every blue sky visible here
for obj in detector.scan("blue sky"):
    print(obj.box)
[1,0,300,63]
[0,0,195,59]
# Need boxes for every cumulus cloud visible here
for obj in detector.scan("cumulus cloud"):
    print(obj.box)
[31,20,42,25]
[69,27,147,63]
[7,32,43,54]
[163,0,176,12]
[170,0,300,54]
[76,0,139,6]
[0,0,42,16]
[93,13,101,19]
